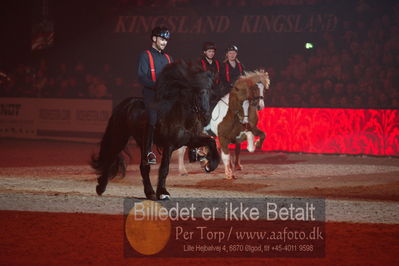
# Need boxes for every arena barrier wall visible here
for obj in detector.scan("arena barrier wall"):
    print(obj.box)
[0,98,112,143]
[1,98,398,155]
[257,108,398,156]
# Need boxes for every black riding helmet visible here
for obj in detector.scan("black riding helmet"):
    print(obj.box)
[202,42,216,51]
[225,44,238,53]
[151,26,171,40]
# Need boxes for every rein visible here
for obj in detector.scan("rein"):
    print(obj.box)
[249,96,264,106]
[191,104,200,113]
[247,85,264,106]
[191,92,201,113]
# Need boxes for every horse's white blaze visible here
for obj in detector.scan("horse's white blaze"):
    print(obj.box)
[177,146,188,175]
[245,131,255,152]
[242,100,249,123]
[257,82,265,110]
[259,99,265,110]
[257,82,265,91]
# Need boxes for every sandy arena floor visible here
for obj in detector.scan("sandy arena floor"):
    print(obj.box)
[0,139,398,265]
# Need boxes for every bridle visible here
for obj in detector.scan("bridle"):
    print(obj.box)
[248,85,264,107]
[191,87,211,125]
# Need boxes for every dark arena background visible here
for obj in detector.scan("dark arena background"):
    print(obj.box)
[1,0,398,265]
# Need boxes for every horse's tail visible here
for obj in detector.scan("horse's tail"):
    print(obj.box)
[91,98,134,196]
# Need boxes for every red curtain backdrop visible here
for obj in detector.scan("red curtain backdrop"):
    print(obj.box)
[256,108,399,156]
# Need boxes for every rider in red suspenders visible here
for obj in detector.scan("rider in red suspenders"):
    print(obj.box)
[222,44,244,90]
[137,26,173,165]
[221,44,250,127]
[200,42,220,84]
[188,42,222,162]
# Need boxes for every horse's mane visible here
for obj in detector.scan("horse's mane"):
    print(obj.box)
[239,70,270,89]
[226,70,270,112]
[155,60,213,115]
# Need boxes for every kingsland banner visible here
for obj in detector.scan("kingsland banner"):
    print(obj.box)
[45,1,356,73]
[109,2,341,69]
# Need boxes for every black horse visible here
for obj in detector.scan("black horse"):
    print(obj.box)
[91,61,220,200]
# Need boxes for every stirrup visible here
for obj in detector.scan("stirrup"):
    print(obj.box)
[146,152,157,165]
[188,148,198,162]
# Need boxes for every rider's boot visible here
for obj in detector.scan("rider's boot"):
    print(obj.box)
[143,126,156,165]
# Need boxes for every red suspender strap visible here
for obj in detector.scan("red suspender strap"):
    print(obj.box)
[201,59,207,71]
[146,51,171,82]
[225,62,230,82]
[238,62,243,74]
[202,59,220,72]
[146,50,156,82]
[164,53,171,64]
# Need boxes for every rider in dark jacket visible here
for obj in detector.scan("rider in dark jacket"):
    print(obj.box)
[221,44,250,127]
[221,44,245,95]
[200,41,223,110]
[200,42,220,81]
[137,26,173,165]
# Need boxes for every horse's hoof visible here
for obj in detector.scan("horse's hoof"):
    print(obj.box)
[96,185,105,196]
[179,169,188,176]
[235,164,243,171]
[247,146,255,153]
[255,140,262,149]
[204,163,211,173]
[158,194,171,200]
[145,193,157,201]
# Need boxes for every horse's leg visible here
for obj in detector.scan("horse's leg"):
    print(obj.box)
[140,163,156,200]
[219,137,235,179]
[234,129,255,153]
[234,143,243,171]
[156,146,173,200]
[177,146,188,176]
[140,158,156,200]
[187,136,220,172]
[248,104,265,150]
[252,126,266,149]
[137,142,156,200]
[244,131,256,152]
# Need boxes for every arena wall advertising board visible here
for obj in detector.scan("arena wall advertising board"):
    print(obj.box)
[0,98,37,139]
[0,98,112,143]
[1,98,398,155]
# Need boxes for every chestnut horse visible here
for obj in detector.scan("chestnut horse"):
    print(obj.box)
[178,71,270,179]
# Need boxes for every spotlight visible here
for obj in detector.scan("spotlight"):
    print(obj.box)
[305,42,314,49]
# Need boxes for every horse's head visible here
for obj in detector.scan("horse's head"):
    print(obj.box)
[245,71,270,110]
[191,70,213,124]
[155,60,213,125]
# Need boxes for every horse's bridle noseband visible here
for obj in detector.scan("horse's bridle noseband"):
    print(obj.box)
[192,104,200,113]
[247,84,265,106]
[191,89,210,124]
